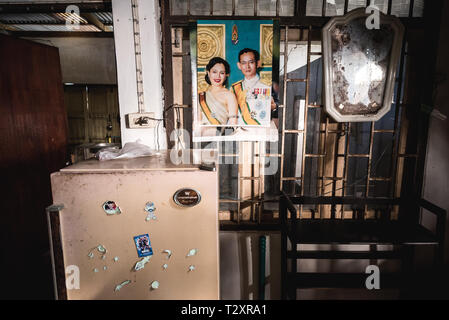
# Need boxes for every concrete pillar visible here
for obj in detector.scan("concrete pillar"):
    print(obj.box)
[112,0,166,149]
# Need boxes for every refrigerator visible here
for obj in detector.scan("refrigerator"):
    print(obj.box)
[47,150,219,300]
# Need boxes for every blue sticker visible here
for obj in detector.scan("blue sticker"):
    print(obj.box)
[255,100,263,110]
[134,234,153,257]
[259,110,266,119]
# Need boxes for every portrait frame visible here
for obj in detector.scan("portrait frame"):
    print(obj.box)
[191,19,280,142]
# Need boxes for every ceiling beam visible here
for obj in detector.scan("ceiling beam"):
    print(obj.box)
[0,2,112,14]
[81,12,108,32]
[0,21,16,31]
[10,31,113,37]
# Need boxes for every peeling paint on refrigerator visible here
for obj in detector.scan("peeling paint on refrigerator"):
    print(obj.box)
[48,150,219,299]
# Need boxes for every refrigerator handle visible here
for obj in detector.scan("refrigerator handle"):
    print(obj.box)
[46,204,67,300]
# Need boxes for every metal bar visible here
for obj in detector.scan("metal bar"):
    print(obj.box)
[344,0,349,14]
[299,25,312,219]
[187,0,191,16]
[322,0,327,16]
[220,199,264,204]
[238,141,242,224]
[258,141,263,224]
[251,141,255,222]
[347,154,370,158]
[280,195,287,299]
[220,153,239,157]
[319,115,329,218]
[305,154,326,157]
[276,0,280,17]
[232,0,236,15]
[389,34,409,200]
[258,153,283,157]
[342,123,350,219]
[282,177,303,181]
[280,26,289,191]
[373,129,395,133]
[321,177,344,181]
[364,122,375,215]
[369,177,392,181]
[387,0,392,15]
[171,52,190,57]
[289,196,403,206]
[331,122,342,218]
[291,250,401,259]
[164,16,425,28]
[286,78,307,82]
[284,129,305,133]
[46,205,67,300]
[240,177,261,180]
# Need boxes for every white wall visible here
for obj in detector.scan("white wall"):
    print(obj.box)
[112,0,166,149]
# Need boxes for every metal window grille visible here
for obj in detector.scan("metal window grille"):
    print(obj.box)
[162,0,428,227]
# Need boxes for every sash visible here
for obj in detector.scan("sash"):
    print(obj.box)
[199,92,221,125]
[231,81,260,125]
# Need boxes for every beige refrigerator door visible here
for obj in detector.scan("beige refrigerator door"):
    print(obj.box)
[50,168,219,300]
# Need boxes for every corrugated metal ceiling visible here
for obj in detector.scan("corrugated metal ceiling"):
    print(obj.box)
[0,10,112,33]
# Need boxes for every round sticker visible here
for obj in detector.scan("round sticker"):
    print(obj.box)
[173,189,201,207]
[102,201,121,215]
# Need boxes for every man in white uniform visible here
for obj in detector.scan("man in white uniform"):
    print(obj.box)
[231,48,276,127]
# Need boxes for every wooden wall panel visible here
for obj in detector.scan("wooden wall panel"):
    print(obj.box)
[0,34,68,299]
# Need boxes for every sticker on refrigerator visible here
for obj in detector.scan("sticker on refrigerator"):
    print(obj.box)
[144,202,157,221]
[102,201,121,215]
[133,234,153,257]
[173,188,201,207]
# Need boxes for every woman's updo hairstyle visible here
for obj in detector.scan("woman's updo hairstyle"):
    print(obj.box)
[205,57,231,86]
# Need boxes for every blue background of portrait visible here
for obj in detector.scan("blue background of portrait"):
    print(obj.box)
[197,19,272,88]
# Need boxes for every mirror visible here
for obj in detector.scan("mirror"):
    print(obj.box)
[322,8,404,122]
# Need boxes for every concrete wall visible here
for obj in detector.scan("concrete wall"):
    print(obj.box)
[422,0,449,265]
[26,37,117,84]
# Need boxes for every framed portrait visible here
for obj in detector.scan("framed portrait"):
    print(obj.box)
[322,8,404,122]
[191,19,280,142]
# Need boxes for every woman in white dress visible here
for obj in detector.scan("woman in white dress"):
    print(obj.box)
[199,57,238,127]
